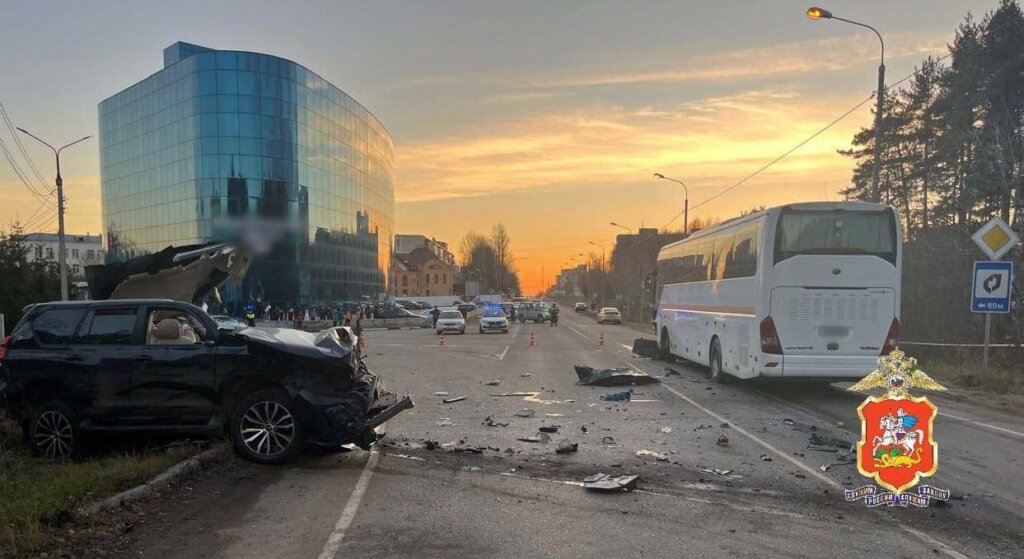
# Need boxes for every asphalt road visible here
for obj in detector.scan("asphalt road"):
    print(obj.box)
[121,311,1024,559]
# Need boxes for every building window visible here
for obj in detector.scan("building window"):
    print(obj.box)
[72,249,80,259]
[426,289,430,296]
[35,246,42,259]
[434,273,439,284]
[425,274,430,285]
[401,275,407,287]
[46,248,53,259]
[443,274,447,285]
[87,249,95,259]
[72,265,80,275]
[402,289,408,296]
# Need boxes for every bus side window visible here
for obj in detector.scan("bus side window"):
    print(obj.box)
[726,223,759,279]
[713,233,733,281]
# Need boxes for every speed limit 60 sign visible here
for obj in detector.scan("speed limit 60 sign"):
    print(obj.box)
[971,261,1013,313]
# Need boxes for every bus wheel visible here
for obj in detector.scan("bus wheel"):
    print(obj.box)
[709,338,730,384]
[659,329,672,362]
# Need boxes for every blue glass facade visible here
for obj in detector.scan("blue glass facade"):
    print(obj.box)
[99,42,394,310]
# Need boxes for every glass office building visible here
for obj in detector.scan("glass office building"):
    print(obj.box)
[99,42,394,310]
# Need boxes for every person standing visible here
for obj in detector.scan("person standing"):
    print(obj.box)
[430,306,440,328]
[549,303,560,327]
[344,307,354,326]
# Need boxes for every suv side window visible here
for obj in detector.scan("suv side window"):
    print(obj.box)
[78,308,140,345]
[145,307,207,345]
[32,308,87,345]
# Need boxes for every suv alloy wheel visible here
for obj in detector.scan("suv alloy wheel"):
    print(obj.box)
[232,389,303,464]
[29,404,79,461]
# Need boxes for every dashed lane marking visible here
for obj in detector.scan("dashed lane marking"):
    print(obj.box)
[317,451,380,559]
[498,346,509,360]
[938,411,1024,438]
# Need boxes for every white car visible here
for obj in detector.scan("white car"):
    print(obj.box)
[479,308,510,334]
[435,309,466,334]
[597,307,622,324]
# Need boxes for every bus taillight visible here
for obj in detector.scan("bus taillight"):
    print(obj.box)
[760,317,783,355]
[881,318,900,356]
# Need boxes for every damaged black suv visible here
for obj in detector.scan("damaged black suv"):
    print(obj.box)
[0,299,410,464]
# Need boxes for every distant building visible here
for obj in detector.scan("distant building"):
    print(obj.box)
[609,227,686,320]
[98,41,394,310]
[556,264,588,299]
[390,247,454,297]
[23,233,104,278]
[394,235,456,267]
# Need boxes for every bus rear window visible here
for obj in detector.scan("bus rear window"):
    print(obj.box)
[774,209,896,264]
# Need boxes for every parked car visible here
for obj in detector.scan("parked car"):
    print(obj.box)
[211,314,247,331]
[500,302,515,319]
[456,302,476,317]
[574,302,587,312]
[375,305,422,319]
[597,307,622,324]
[479,308,510,334]
[435,310,466,334]
[517,302,549,323]
[0,300,411,464]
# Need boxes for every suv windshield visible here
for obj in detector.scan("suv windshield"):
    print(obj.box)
[774,209,896,264]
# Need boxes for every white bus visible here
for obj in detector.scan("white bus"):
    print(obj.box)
[654,202,901,382]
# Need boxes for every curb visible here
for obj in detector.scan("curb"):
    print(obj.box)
[82,444,228,515]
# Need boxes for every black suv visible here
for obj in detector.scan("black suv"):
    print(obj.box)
[0,299,410,464]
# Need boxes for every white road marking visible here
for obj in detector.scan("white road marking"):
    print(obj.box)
[623,355,972,559]
[938,411,1024,438]
[498,346,509,360]
[317,451,381,559]
[565,323,589,340]
[620,343,632,351]
[510,325,522,340]
[898,526,972,559]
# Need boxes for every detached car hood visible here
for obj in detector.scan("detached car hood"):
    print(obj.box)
[234,326,358,361]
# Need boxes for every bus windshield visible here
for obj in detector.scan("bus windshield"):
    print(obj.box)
[774,209,896,264]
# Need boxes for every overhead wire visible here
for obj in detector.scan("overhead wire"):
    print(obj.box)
[0,99,51,195]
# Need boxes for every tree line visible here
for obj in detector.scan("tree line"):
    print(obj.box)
[841,0,1024,235]
[0,226,61,327]
[460,224,522,296]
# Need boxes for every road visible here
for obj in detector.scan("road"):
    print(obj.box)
[120,311,1024,558]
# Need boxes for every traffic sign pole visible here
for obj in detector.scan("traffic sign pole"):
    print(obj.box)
[983,314,991,375]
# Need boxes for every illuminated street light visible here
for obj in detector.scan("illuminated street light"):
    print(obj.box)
[806,6,885,203]
[653,173,690,235]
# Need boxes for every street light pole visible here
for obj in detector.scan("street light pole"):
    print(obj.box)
[588,241,606,307]
[17,128,93,301]
[806,7,885,203]
[653,173,690,235]
[609,222,633,234]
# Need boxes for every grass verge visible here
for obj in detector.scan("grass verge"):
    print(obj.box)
[0,411,206,558]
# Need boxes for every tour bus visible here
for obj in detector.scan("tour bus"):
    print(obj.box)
[654,202,901,382]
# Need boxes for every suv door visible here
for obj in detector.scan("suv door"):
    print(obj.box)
[71,306,145,426]
[2,306,91,417]
[129,305,218,428]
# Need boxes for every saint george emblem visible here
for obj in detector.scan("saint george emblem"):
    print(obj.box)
[844,348,951,507]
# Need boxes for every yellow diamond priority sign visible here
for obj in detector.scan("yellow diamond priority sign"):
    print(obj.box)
[972,217,1020,260]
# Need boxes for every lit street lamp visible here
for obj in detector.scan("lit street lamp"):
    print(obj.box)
[609,222,633,234]
[16,127,93,301]
[653,173,690,235]
[806,6,885,203]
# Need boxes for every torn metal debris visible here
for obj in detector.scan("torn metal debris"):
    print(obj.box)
[575,365,659,387]
[483,416,509,427]
[556,441,579,454]
[442,396,466,404]
[600,390,632,402]
[636,450,669,462]
[631,338,661,359]
[584,473,640,492]
[518,433,551,443]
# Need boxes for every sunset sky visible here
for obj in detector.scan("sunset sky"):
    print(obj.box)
[0,1,987,294]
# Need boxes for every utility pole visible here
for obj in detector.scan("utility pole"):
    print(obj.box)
[17,128,92,301]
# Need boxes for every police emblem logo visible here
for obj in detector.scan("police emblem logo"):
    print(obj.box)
[845,348,952,507]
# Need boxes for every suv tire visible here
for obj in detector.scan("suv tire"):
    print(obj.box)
[231,389,303,464]
[28,403,80,461]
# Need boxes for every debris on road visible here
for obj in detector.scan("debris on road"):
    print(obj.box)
[520,373,531,377]
[807,433,854,453]
[716,435,730,447]
[485,380,501,386]
[836,421,845,428]
[664,367,682,376]
[720,422,730,429]
[436,418,454,427]
[518,433,551,443]
[575,365,658,386]
[514,409,536,418]
[760,455,773,462]
[434,391,450,396]
[556,441,579,454]
[483,416,509,427]
[539,425,559,433]
[581,425,588,433]
[659,427,672,434]
[700,468,732,476]
[601,436,616,445]
[583,473,640,492]
[493,392,537,397]
[783,418,795,426]
[442,396,466,404]
[631,338,661,359]
[636,450,670,462]
[600,390,632,402]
